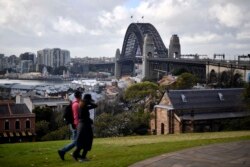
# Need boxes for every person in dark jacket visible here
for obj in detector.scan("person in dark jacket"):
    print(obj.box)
[73,94,97,161]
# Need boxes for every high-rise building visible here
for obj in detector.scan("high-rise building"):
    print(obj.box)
[0,54,6,71]
[37,48,70,68]
[7,55,19,70]
[20,52,36,63]
[61,49,70,66]
[51,48,61,68]
[20,60,33,73]
[37,48,52,67]
[169,34,181,58]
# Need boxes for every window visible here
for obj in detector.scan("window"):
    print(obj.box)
[5,120,9,130]
[218,92,224,101]
[26,120,30,129]
[181,94,187,102]
[15,120,20,130]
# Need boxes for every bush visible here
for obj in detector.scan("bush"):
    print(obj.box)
[130,111,150,135]
[35,120,50,141]
[94,111,150,137]
[41,125,70,141]
[221,117,250,131]
[94,112,124,137]
[33,106,66,141]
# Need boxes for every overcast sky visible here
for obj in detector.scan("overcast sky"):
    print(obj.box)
[0,0,249,60]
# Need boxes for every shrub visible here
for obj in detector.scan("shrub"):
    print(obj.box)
[35,120,50,141]
[41,125,69,141]
[221,117,250,131]
[94,111,150,137]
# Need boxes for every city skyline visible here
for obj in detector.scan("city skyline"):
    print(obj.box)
[0,0,250,60]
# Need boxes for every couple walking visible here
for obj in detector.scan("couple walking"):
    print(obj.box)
[58,90,97,162]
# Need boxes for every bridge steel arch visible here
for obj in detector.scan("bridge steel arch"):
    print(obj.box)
[120,23,168,59]
[116,23,168,77]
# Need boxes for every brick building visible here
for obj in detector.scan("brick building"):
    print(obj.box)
[0,100,36,143]
[151,88,250,135]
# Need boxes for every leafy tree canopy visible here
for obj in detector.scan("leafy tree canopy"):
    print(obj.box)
[124,81,159,102]
[243,83,250,99]
[174,72,197,89]
[53,66,68,75]
[172,68,188,76]
[33,107,53,122]
[243,83,250,109]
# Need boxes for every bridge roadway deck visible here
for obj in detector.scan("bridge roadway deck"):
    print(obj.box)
[107,57,250,70]
[90,57,250,71]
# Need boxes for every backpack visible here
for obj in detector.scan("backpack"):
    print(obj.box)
[63,102,74,125]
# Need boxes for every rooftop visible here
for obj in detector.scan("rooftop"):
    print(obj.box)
[166,88,245,110]
[0,101,34,117]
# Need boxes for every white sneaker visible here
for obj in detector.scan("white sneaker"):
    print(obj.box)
[79,158,89,162]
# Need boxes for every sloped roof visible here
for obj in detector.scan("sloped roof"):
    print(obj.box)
[11,84,34,90]
[10,104,31,115]
[0,105,9,115]
[31,97,67,103]
[167,88,244,110]
[0,103,34,117]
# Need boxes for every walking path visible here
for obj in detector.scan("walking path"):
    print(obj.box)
[129,140,250,167]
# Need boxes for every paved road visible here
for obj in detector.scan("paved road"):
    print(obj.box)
[129,140,250,167]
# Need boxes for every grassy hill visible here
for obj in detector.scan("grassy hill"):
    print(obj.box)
[1,131,250,167]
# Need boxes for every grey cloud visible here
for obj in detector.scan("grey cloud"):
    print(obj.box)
[0,0,249,59]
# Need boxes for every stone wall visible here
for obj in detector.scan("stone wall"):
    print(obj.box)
[154,107,169,135]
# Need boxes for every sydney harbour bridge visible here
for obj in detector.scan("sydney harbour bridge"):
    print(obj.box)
[91,23,250,83]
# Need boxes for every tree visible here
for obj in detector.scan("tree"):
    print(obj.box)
[243,83,250,109]
[232,73,244,88]
[172,68,188,76]
[94,110,150,137]
[33,107,53,122]
[41,125,69,141]
[124,81,159,102]
[53,66,68,75]
[95,98,125,116]
[124,81,160,112]
[128,110,151,135]
[94,112,122,137]
[46,66,53,74]
[174,72,197,89]
[220,71,231,88]
[33,107,65,140]
[35,120,50,141]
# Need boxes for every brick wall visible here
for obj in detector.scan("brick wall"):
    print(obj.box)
[155,108,169,135]
[173,116,181,133]
[0,116,35,133]
[150,107,183,135]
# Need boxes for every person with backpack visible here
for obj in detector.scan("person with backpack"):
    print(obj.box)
[72,94,97,162]
[58,90,82,160]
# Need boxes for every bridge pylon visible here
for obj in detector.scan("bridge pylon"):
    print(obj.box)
[142,34,155,80]
[114,48,121,79]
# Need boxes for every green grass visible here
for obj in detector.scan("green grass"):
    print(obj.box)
[0,131,250,167]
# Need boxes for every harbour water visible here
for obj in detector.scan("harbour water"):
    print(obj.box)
[0,79,72,86]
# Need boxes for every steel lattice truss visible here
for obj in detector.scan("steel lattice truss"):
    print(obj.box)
[120,23,168,60]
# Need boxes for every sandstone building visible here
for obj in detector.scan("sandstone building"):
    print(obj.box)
[151,88,250,134]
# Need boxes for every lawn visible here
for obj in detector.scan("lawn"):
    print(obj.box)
[0,131,250,167]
